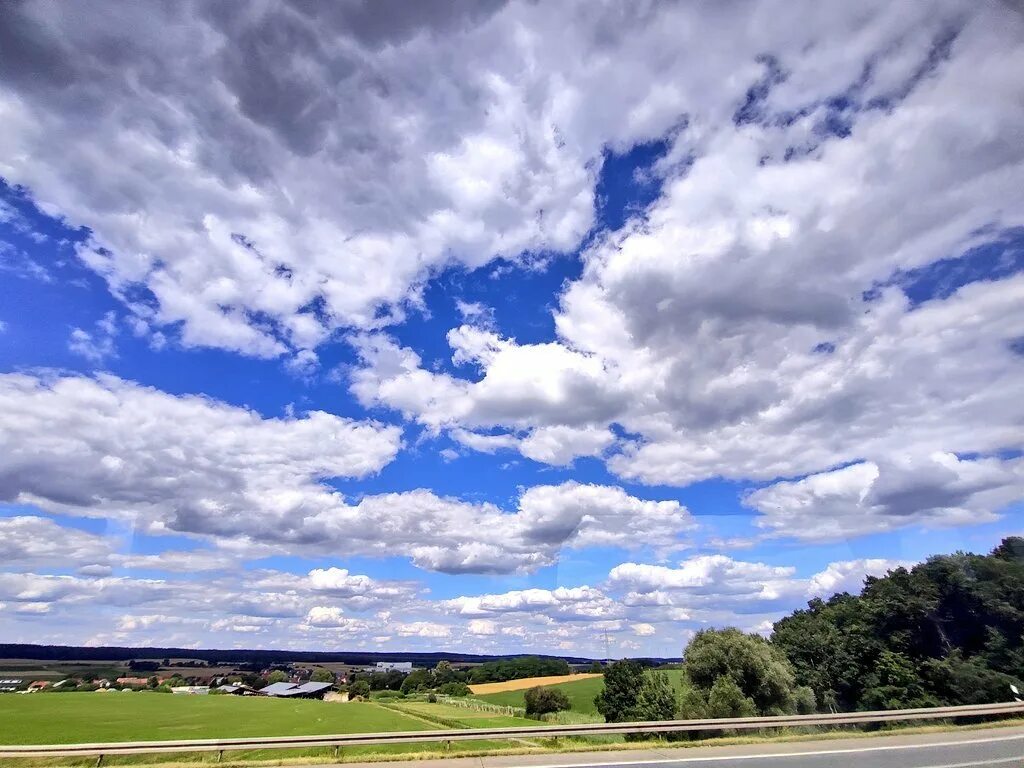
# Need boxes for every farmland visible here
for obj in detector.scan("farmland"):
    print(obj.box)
[468,673,601,696]
[0,693,433,745]
[473,669,688,715]
[382,700,542,729]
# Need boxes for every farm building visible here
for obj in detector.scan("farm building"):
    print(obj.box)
[258,681,332,699]
[215,684,256,695]
[115,677,151,687]
[373,662,412,672]
[170,685,210,695]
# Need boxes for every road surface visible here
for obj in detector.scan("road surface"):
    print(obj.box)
[337,725,1024,768]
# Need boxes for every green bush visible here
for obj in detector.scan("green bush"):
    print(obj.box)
[524,686,571,717]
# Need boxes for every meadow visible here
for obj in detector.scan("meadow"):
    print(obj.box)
[0,693,434,744]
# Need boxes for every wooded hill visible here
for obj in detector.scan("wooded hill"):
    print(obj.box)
[773,536,1024,711]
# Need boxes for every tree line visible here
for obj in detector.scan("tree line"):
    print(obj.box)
[594,538,1023,727]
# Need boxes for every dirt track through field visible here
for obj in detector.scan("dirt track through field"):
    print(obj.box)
[468,673,602,695]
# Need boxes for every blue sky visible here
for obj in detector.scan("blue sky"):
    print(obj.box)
[1,0,1023,657]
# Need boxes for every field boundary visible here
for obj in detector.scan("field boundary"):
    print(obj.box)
[2,701,1022,760]
[469,674,602,695]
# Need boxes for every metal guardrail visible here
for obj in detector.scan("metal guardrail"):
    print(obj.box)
[1,700,1022,760]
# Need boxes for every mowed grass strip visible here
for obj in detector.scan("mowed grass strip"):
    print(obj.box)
[468,673,602,696]
[385,700,543,729]
[0,693,436,745]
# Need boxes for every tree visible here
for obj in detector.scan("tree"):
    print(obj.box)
[524,686,571,717]
[684,628,800,715]
[469,657,571,684]
[705,677,756,718]
[349,680,370,699]
[400,668,433,694]
[438,682,471,696]
[384,669,406,690]
[634,672,677,721]
[773,538,1024,712]
[266,670,288,684]
[434,660,457,684]
[310,668,335,683]
[594,660,645,722]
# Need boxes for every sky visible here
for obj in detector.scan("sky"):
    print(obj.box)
[1,0,1023,659]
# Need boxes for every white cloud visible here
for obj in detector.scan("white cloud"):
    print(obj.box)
[302,606,367,631]
[467,619,498,636]
[0,371,401,539]
[747,453,1024,541]
[806,559,912,598]
[446,586,618,621]
[609,555,798,605]
[395,621,451,639]
[344,3,1024,535]
[0,516,113,568]
[113,551,237,573]
[0,379,689,574]
[68,311,118,363]
[7,0,997,364]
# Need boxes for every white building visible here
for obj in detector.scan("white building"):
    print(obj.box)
[374,662,412,673]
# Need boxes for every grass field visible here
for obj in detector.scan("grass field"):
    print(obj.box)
[383,700,542,729]
[0,693,435,745]
[474,669,689,716]
[468,673,602,696]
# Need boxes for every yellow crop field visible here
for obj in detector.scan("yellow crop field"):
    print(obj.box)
[468,673,602,695]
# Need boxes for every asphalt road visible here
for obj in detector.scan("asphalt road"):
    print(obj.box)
[338,725,1024,768]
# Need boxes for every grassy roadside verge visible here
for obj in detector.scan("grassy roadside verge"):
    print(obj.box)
[5,716,1023,768]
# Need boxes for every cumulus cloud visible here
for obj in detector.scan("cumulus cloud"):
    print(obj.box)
[67,311,118,363]
[344,2,1024,529]
[606,554,915,621]
[445,586,618,621]
[609,555,798,606]
[0,0,604,356]
[3,0,1024,651]
[0,379,691,573]
[747,453,1024,541]
[806,559,911,598]
[0,371,400,536]
[396,621,451,639]
[302,606,368,631]
[0,516,113,569]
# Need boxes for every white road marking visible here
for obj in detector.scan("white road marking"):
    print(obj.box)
[490,732,1024,768]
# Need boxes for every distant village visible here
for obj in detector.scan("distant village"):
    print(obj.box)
[0,660,416,701]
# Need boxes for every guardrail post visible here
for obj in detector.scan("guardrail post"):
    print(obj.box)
[95,755,103,768]
[444,739,451,752]
[217,749,223,762]
[333,744,340,759]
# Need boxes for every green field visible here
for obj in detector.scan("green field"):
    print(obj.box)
[0,693,434,745]
[384,700,543,729]
[474,669,689,716]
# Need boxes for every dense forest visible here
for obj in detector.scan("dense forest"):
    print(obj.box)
[773,536,1024,711]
